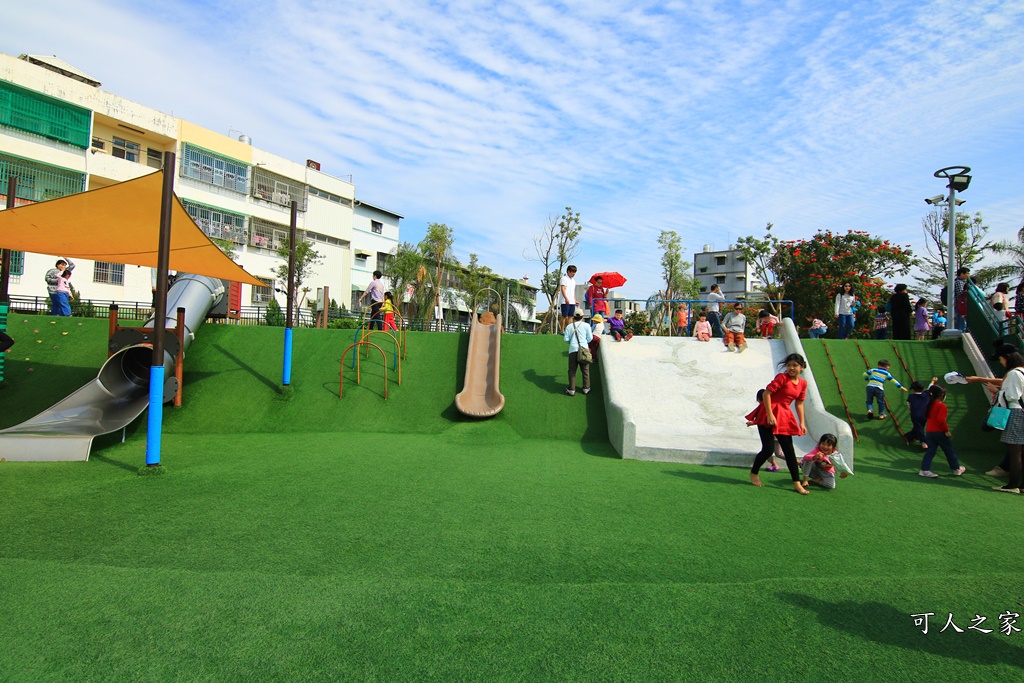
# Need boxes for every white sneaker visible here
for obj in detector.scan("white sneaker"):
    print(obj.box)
[986,466,1009,478]
[919,470,939,478]
[727,342,736,352]
[952,466,966,476]
[738,342,748,353]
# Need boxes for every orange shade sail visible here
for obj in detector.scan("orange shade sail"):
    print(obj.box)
[0,170,265,287]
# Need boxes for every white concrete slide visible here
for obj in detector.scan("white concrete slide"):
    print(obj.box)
[600,318,854,469]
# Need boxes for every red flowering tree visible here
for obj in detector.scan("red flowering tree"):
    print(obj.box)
[772,230,914,337]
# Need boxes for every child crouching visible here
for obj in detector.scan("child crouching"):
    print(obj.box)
[801,433,853,490]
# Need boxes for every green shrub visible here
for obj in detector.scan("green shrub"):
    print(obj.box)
[265,299,285,327]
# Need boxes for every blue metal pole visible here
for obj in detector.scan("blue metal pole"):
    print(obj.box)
[283,327,293,385]
[145,153,176,468]
[145,366,165,465]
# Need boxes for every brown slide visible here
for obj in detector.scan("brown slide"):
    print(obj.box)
[455,312,505,417]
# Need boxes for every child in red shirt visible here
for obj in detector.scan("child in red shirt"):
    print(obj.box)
[919,385,965,478]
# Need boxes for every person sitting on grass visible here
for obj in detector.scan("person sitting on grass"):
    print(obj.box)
[800,433,852,490]
[865,359,907,419]
[608,309,633,342]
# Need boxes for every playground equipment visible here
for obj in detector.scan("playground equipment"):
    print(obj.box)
[0,274,224,462]
[339,341,388,399]
[455,289,505,418]
[602,318,855,467]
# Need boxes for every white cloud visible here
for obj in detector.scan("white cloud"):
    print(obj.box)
[4,0,1024,301]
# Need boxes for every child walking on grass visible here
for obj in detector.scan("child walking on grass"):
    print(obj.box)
[800,433,853,490]
[864,359,907,419]
[906,377,938,449]
[919,384,966,478]
[745,389,781,471]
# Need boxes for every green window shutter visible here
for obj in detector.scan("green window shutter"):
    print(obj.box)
[0,80,91,149]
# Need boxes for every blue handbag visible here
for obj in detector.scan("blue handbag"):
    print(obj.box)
[986,405,1011,430]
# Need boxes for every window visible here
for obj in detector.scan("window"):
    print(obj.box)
[250,217,291,251]
[91,138,105,151]
[699,286,708,293]
[252,167,308,210]
[251,277,275,304]
[8,250,24,276]
[182,200,248,244]
[147,148,163,169]
[309,187,352,206]
[112,137,140,163]
[698,267,708,273]
[93,261,125,285]
[180,143,249,193]
[0,80,91,148]
[376,252,389,270]
[371,220,383,234]
[715,256,727,266]
[715,275,726,285]
[0,152,85,202]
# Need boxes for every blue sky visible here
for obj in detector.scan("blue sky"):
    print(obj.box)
[5,0,1024,303]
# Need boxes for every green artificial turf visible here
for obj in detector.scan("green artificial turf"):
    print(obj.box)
[1,320,1023,681]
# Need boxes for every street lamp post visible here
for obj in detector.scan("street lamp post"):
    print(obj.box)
[927,166,971,337]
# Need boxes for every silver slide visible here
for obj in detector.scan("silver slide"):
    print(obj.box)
[0,275,224,462]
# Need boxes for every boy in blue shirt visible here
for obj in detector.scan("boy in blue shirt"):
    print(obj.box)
[865,359,908,419]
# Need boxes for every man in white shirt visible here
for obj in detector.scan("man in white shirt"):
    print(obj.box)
[559,265,578,331]
[706,284,726,337]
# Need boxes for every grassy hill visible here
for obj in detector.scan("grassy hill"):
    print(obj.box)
[1,319,1021,681]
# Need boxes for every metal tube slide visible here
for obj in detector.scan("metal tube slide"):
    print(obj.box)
[0,274,224,462]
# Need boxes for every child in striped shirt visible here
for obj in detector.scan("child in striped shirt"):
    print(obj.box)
[865,359,908,420]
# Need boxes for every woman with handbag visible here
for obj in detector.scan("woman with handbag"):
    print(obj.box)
[964,344,1024,493]
[563,311,594,396]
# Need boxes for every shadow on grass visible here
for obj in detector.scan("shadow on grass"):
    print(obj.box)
[522,368,562,393]
[779,592,1024,666]
[211,344,281,393]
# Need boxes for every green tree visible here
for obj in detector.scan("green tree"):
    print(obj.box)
[989,226,1024,294]
[273,236,322,316]
[915,210,1002,294]
[776,230,914,337]
[655,230,700,334]
[211,237,239,262]
[419,223,459,328]
[526,207,583,333]
[735,223,784,312]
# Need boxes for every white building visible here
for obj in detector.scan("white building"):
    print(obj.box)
[0,52,398,317]
[692,244,761,301]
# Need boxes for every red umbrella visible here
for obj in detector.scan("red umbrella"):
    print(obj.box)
[589,272,627,288]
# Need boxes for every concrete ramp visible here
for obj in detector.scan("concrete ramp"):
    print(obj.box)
[601,318,854,469]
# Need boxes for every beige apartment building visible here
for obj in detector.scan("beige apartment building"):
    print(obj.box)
[0,51,398,315]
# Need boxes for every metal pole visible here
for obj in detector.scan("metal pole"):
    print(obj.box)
[0,177,17,303]
[145,153,176,467]
[282,200,298,385]
[946,183,957,330]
